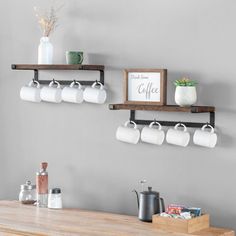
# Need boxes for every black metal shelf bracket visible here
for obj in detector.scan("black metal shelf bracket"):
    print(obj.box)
[129,110,215,128]
[34,70,39,81]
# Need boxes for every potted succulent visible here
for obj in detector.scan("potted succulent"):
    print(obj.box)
[174,77,197,107]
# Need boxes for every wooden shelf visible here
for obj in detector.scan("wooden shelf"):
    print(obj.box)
[11,64,105,85]
[109,104,215,113]
[11,64,105,71]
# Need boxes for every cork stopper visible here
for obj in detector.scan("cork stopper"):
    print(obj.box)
[41,162,48,170]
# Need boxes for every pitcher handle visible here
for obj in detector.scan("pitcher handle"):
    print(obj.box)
[132,189,139,209]
[160,197,165,213]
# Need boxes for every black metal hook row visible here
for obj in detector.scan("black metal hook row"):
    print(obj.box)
[128,120,213,128]
[31,78,100,86]
[129,118,160,124]
[129,110,215,128]
[32,69,104,86]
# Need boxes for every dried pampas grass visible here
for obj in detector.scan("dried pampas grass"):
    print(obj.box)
[34,4,63,37]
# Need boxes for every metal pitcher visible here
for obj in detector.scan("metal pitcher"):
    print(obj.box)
[133,186,165,222]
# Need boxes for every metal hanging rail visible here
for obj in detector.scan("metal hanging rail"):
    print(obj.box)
[129,110,215,128]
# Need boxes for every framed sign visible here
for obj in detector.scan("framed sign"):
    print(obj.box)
[124,69,167,105]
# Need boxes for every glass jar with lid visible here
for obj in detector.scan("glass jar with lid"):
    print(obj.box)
[19,181,36,205]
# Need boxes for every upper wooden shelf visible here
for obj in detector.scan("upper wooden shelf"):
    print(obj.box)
[11,64,105,71]
[109,104,215,113]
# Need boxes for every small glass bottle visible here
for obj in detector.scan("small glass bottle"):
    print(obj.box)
[36,162,48,208]
[48,188,62,209]
[19,181,36,205]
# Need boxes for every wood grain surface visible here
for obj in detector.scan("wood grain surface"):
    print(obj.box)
[11,64,105,71]
[109,104,215,113]
[0,201,233,236]
[153,214,210,234]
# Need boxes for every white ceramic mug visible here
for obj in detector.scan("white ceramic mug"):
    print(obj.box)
[83,82,107,104]
[193,124,217,148]
[141,122,165,145]
[166,123,190,147]
[61,81,83,104]
[20,80,41,103]
[116,121,140,144]
[40,80,62,103]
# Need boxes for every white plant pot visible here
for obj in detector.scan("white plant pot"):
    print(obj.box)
[38,37,53,64]
[175,86,197,107]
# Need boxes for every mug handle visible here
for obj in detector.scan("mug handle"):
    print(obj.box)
[92,81,104,90]
[78,53,83,64]
[49,80,61,89]
[28,80,40,88]
[201,124,214,133]
[149,121,162,130]
[124,120,137,129]
[70,81,82,89]
[174,123,187,132]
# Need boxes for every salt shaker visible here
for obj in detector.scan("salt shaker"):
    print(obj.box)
[48,188,62,209]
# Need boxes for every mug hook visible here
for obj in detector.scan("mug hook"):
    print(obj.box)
[32,78,40,84]
[52,78,56,84]
[49,79,60,88]
[153,118,159,124]
[29,79,40,88]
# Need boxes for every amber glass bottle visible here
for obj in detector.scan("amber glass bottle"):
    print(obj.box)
[36,162,48,207]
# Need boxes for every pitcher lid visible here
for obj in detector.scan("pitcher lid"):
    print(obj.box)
[142,186,159,195]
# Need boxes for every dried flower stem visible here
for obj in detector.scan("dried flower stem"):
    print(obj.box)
[34,4,63,37]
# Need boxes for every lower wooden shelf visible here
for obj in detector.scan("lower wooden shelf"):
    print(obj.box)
[109,104,215,113]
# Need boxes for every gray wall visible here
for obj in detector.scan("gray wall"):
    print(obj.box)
[0,0,236,230]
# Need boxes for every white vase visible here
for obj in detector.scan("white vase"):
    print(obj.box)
[38,37,53,64]
[175,86,197,107]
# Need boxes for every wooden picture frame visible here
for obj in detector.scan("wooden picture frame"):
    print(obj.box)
[124,69,167,105]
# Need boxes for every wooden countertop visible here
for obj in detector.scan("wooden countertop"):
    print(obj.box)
[0,201,233,236]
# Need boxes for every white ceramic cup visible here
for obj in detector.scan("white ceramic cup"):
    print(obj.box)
[141,122,165,145]
[40,80,62,103]
[20,80,41,103]
[61,81,83,104]
[83,82,107,104]
[166,123,190,147]
[193,124,217,148]
[116,121,140,144]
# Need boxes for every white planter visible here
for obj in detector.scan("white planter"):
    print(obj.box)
[38,37,53,64]
[175,86,197,107]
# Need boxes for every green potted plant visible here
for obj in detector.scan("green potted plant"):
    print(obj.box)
[174,77,197,107]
